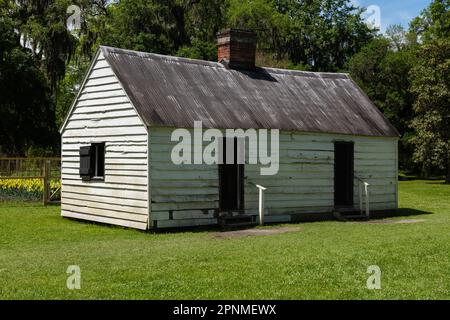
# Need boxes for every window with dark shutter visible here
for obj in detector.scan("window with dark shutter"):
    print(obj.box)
[79,146,93,180]
[92,143,105,178]
[79,143,105,181]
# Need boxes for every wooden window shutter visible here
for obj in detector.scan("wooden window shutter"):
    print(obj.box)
[79,146,94,180]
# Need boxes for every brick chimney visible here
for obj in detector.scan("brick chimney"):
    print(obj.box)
[217,29,256,69]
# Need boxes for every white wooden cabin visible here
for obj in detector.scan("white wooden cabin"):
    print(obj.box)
[60,29,399,230]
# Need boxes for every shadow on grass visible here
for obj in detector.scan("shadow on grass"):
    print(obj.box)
[425,181,450,185]
[146,208,434,232]
[398,175,445,182]
[63,216,223,234]
[64,208,434,234]
[370,208,433,220]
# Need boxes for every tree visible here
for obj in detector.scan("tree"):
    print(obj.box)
[227,0,375,71]
[176,38,217,61]
[80,0,375,70]
[410,0,449,43]
[385,24,408,51]
[175,0,227,60]
[100,0,227,60]
[55,60,90,129]
[100,0,175,54]
[0,14,58,155]
[407,0,450,181]
[12,0,79,90]
[348,37,417,171]
[409,39,450,182]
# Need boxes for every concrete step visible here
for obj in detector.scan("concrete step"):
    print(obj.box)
[219,214,257,230]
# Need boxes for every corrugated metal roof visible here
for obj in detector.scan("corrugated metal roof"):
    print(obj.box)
[101,46,399,137]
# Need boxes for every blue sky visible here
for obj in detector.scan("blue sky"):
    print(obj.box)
[352,0,432,33]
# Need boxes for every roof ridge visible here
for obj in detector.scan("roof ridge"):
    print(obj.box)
[261,66,349,79]
[100,45,222,68]
[100,45,349,79]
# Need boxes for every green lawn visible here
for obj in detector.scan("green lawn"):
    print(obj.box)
[1,180,449,299]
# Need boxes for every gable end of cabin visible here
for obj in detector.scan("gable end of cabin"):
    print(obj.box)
[60,50,150,230]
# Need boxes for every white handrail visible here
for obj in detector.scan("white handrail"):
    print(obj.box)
[355,175,370,218]
[255,184,267,225]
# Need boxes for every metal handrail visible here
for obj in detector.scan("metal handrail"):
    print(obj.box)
[255,184,267,225]
[355,175,370,218]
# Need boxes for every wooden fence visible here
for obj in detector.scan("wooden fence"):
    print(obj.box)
[0,157,61,204]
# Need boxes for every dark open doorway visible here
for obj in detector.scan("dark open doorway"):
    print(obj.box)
[219,138,244,212]
[334,141,354,207]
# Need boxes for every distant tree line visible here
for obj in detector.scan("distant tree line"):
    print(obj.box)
[0,0,448,182]
[349,0,449,182]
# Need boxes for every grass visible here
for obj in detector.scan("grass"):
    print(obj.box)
[0,180,449,300]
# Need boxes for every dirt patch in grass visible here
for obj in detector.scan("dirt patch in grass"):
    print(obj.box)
[213,227,300,238]
[354,219,426,225]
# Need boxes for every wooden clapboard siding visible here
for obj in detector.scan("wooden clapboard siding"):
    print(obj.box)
[246,132,398,218]
[61,51,149,230]
[245,131,334,218]
[148,127,397,228]
[148,127,219,227]
[354,137,398,210]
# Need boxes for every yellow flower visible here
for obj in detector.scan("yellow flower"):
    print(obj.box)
[0,178,61,193]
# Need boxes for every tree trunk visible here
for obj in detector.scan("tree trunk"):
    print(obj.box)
[421,162,430,179]
[446,158,450,184]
